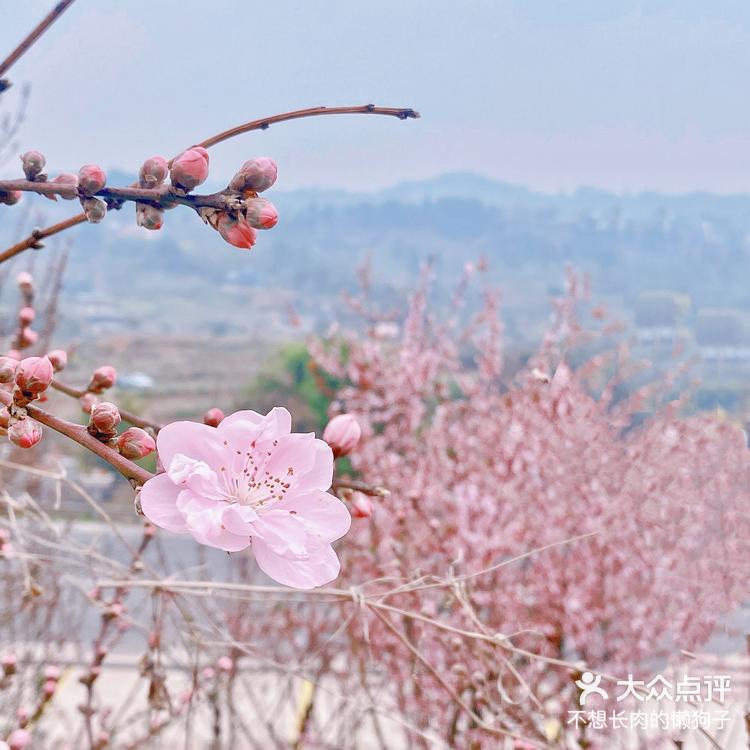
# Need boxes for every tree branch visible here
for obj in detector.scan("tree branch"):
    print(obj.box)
[51,379,163,432]
[0,103,419,264]
[0,0,77,89]
[0,390,154,485]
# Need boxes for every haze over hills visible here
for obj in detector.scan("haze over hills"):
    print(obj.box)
[3,171,750,349]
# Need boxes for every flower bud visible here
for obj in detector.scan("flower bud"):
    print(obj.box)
[2,653,17,675]
[42,679,57,698]
[202,407,224,427]
[139,156,169,187]
[16,272,33,291]
[44,665,61,681]
[0,190,22,206]
[229,157,277,193]
[0,408,9,430]
[216,656,234,673]
[0,357,17,384]
[170,147,209,191]
[16,328,37,348]
[78,164,107,194]
[47,349,67,372]
[350,493,373,519]
[8,419,42,449]
[244,197,278,229]
[15,356,54,395]
[8,729,31,750]
[89,402,121,434]
[18,307,35,326]
[323,413,362,458]
[135,203,164,231]
[50,173,79,200]
[213,212,256,249]
[20,150,45,179]
[81,196,107,223]
[87,365,117,393]
[117,427,155,460]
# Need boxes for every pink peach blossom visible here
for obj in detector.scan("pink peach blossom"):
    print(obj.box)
[203,407,225,427]
[170,147,209,191]
[244,197,278,229]
[229,157,278,193]
[77,164,107,194]
[214,212,256,249]
[8,419,42,448]
[46,349,68,372]
[139,156,169,187]
[87,365,117,393]
[15,355,54,395]
[117,427,155,460]
[322,413,361,458]
[7,729,30,750]
[20,150,45,179]
[139,407,351,588]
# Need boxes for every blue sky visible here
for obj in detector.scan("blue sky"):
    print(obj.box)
[2,1,750,193]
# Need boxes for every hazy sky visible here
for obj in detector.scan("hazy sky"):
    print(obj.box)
[3,1,750,193]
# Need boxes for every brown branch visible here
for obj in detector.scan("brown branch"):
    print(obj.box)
[0,214,86,265]
[196,104,420,151]
[0,389,153,485]
[50,380,163,432]
[0,0,77,86]
[0,103,419,264]
[0,179,246,212]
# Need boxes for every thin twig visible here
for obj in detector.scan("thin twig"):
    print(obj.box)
[0,0,77,85]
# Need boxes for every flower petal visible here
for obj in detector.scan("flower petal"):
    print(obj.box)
[274,490,351,544]
[251,538,341,589]
[139,473,187,533]
[157,421,227,472]
[219,407,291,437]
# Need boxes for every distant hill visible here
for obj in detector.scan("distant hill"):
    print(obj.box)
[4,172,750,346]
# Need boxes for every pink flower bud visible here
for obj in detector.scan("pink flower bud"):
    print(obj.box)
[89,402,121,434]
[139,156,169,187]
[50,173,79,200]
[16,272,33,290]
[17,328,37,348]
[323,413,362,458]
[229,157,277,193]
[213,212,256,249]
[0,357,17,383]
[42,679,57,698]
[350,493,373,519]
[117,427,155,459]
[81,196,107,223]
[20,150,45,179]
[87,365,116,393]
[8,419,42,448]
[135,203,164,231]
[216,656,234,673]
[2,653,17,675]
[201,667,216,681]
[18,307,35,325]
[0,190,22,206]
[244,197,278,229]
[202,407,224,427]
[47,349,67,372]
[78,164,107,194]
[8,729,31,750]
[15,356,54,394]
[170,148,209,191]
[43,665,61,681]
